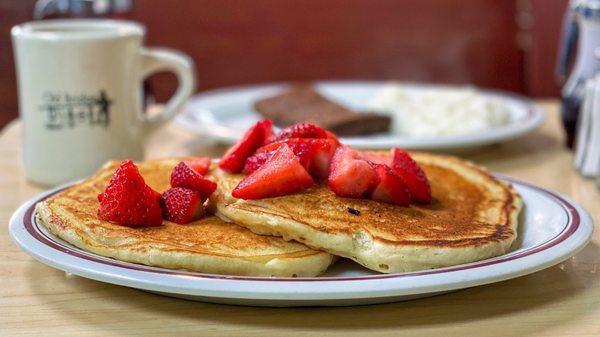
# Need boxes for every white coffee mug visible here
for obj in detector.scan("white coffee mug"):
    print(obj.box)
[12,19,195,186]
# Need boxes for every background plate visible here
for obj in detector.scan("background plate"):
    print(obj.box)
[174,81,545,150]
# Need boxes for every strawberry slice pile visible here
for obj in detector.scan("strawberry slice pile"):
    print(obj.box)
[97,158,218,227]
[97,121,431,228]
[220,120,431,205]
[97,160,163,227]
[98,121,430,228]
[220,121,340,199]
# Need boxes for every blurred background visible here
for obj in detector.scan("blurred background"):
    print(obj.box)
[0,0,569,129]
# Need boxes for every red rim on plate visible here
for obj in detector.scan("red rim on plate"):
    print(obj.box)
[18,176,580,282]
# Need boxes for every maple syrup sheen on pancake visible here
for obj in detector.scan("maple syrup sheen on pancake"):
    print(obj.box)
[211,152,522,273]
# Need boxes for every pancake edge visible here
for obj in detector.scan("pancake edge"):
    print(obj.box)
[212,153,523,274]
[34,201,336,278]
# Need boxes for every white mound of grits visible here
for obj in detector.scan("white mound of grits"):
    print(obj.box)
[368,84,510,136]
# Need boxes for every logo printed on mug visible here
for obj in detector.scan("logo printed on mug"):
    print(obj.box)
[40,90,113,130]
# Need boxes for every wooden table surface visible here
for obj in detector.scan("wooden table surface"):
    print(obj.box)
[1,100,599,337]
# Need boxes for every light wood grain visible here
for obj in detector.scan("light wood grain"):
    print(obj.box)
[1,100,599,337]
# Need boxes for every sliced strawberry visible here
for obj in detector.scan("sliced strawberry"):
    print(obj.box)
[97,160,162,227]
[324,130,341,146]
[304,138,337,178]
[219,120,273,173]
[267,139,314,168]
[170,162,217,200]
[242,150,274,175]
[391,148,432,203]
[286,140,315,169]
[262,122,274,145]
[243,139,311,174]
[267,122,328,143]
[242,138,337,178]
[358,150,392,166]
[328,145,378,198]
[232,144,314,199]
[369,164,411,206]
[161,187,205,224]
[183,157,211,175]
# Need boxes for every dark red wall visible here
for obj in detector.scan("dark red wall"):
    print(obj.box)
[0,0,38,129]
[0,0,568,129]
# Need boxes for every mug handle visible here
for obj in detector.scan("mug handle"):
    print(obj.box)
[139,47,196,133]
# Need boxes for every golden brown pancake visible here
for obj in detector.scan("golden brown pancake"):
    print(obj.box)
[35,159,335,277]
[210,152,522,273]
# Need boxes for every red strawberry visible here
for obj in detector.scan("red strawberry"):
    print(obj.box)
[232,144,314,199]
[219,120,273,173]
[267,122,328,143]
[303,138,337,178]
[183,157,211,175]
[161,187,205,224]
[391,148,432,203]
[243,138,337,177]
[369,164,411,206]
[170,162,217,200]
[97,160,163,227]
[261,121,274,145]
[328,145,378,198]
[358,150,392,166]
[242,139,312,174]
[285,140,315,169]
[242,150,274,175]
[324,130,341,146]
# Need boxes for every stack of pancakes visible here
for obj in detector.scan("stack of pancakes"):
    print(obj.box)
[35,153,522,277]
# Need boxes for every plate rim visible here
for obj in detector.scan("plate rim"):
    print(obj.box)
[174,80,545,149]
[8,176,594,301]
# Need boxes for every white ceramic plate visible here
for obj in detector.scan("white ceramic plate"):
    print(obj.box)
[174,81,544,150]
[9,176,593,307]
